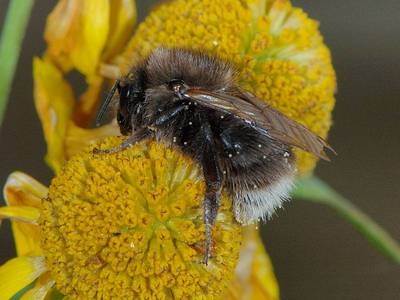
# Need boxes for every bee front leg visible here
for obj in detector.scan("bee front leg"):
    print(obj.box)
[93,128,152,155]
[200,122,223,265]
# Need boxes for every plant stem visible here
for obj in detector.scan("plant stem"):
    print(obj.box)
[293,176,400,264]
[0,0,35,126]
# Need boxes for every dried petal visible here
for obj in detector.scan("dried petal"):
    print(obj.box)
[33,57,74,173]
[3,172,46,256]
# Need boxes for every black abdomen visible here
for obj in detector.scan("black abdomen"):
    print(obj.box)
[157,107,294,192]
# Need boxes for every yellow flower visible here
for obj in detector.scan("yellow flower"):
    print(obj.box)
[34,0,335,174]
[21,0,335,298]
[0,137,279,299]
[119,0,336,174]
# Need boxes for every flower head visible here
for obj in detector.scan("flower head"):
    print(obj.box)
[0,141,279,299]
[119,0,336,174]
[41,137,242,298]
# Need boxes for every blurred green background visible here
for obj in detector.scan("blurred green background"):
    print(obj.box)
[0,0,399,299]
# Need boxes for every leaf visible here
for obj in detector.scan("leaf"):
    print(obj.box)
[0,0,34,125]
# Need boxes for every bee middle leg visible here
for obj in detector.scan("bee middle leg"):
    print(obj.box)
[200,122,223,265]
[154,103,186,126]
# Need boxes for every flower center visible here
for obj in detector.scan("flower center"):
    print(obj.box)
[40,137,242,299]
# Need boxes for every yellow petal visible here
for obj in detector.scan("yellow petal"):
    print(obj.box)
[0,256,46,300]
[33,57,74,173]
[3,172,47,256]
[10,222,42,257]
[102,0,137,62]
[64,121,119,159]
[73,75,104,126]
[249,236,280,299]
[44,0,110,78]
[225,227,280,300]
[0,206,40,224]
[71,0,137,126]
[99,63,122,79]
[3,172,47,208]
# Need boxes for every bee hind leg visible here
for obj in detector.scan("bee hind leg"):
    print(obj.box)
[203,180,222,265]
[93,128,151,155]
[201,122,223,265]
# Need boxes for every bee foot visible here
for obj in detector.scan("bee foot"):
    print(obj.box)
[203,224,212,265]
[93,146,125,155]
[92,128,152,155]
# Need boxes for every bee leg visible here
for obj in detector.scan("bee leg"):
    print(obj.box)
[154,103,186,126]
[93,128,151,155]
[203,179,222,265]
[201,122,223,265]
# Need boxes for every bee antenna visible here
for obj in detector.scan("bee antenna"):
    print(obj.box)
[95,80,120,126]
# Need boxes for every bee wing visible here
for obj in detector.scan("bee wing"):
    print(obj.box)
[185,88,334,160]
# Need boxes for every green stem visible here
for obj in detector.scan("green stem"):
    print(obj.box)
[293,176,400,264]
[0,0,35,126]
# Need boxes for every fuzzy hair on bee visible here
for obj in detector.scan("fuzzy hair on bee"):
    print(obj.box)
[95,47,334,264]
